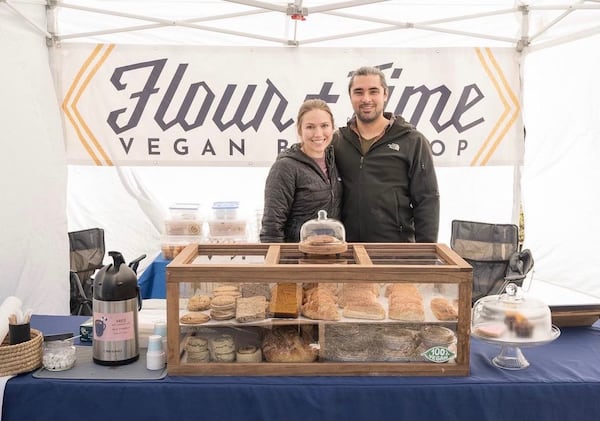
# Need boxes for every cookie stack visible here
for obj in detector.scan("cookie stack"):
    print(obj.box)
[185,336,210,363]
[380,327,418,361]
[210,334,236,362]
[212,285,242,299]
[323,324,372,361]
[210,295,236,320]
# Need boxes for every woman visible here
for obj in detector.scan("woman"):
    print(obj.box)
[260,99,342,243]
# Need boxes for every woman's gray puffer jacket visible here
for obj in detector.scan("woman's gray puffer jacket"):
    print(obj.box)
[260,143,342,243]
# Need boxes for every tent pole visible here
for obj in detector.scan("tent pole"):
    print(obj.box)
[528,26,600,52]
[2,0,52,38]
[529,0,585,43]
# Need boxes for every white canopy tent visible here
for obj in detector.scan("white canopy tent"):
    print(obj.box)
[1,0,599,314]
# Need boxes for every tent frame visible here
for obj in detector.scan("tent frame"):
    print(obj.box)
[2,0,599,51]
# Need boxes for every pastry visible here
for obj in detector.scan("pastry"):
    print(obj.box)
[323,324,374,361]
[420,325,456,348]
[236,296,267,323]
[342,283,380,297]
[385,283,420,297]
[342,302,385,320]
[380,329,418,361]
[513,317,534,338]
[236,346,263,363]
[179,312,210,324]
[388,302,425,322]
[210,295,236,320]
[212,285,241,298]
[306,234,341,245]
[430,297,458,321]
[301,297,340,321]
[211,295,236,308]
[210,334,236,362]
[185,337,211,363]
[187,294,211,311]
[304,286,338,304]
[474,323,506,338]
[338,289,377,308]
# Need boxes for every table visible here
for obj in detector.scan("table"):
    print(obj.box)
[138,254,170,299]
[4,315,600,421]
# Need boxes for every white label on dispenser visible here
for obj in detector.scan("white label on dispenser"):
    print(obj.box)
[93,311,134,341]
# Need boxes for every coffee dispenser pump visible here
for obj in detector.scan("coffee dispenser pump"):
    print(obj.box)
[93,251,145,366]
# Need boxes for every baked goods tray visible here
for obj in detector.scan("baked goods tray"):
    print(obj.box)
[33,346,167,380]
[179,284,461,328]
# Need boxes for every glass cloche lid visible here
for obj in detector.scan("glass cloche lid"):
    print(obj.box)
[298,210,347,254]
[472,283,554,342]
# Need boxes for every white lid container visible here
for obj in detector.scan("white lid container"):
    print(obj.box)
[207,219,247,238]
[211,201,239,220]
[169,203,200,220]
[164,219,203,236]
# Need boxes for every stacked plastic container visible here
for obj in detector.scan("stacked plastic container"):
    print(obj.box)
[161,203,203,259]
[207,201,248,242]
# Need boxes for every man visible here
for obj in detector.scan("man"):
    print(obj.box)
[333,66,440,243]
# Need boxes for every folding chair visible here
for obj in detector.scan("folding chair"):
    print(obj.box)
[69,228,105,315]
[450,220,533,304]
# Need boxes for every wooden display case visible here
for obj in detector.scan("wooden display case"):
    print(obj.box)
[166,243,472,376]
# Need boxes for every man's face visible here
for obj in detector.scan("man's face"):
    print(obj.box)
[349,74,388,124]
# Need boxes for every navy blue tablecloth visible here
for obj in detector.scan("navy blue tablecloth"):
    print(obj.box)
[138,254,170,299]
[4,315,600,421]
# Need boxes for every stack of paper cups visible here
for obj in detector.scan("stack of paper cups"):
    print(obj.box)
[153,321,167,354]
[146,334,166,370]
[0,296,23,344]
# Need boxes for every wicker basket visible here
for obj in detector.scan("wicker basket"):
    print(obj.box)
[0,328,43,376]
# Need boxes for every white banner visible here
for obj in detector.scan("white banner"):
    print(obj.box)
[52,44,523,167]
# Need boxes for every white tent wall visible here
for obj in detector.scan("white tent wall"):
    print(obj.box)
[2,0,600,315]
[0,2,69,314]
[522,34,600,298]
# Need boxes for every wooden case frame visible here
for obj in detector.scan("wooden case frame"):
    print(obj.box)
[166,243,472,376]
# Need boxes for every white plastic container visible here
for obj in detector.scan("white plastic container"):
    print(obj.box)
[211,201,239,220]
[169,203,200,220]
[43,337,77,371]
[207,220,247,238]
[161,235,202,259]
[164,219,203,236]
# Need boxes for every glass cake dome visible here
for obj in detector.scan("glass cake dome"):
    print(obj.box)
[472,283,554,342]
[298,210,346,254]
[471,283,560,370]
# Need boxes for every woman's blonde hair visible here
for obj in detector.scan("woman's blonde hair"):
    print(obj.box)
[296,99,335,135]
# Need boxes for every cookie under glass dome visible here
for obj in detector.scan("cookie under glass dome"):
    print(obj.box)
[298,210,347,255]
[471,283,560,369]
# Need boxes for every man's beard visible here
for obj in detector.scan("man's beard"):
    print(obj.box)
[356,107,381,124]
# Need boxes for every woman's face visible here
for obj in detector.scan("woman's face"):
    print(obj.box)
[299,109,334,158]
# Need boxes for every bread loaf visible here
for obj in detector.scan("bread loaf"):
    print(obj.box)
[262,326,318,363]
[270,283,300,318]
